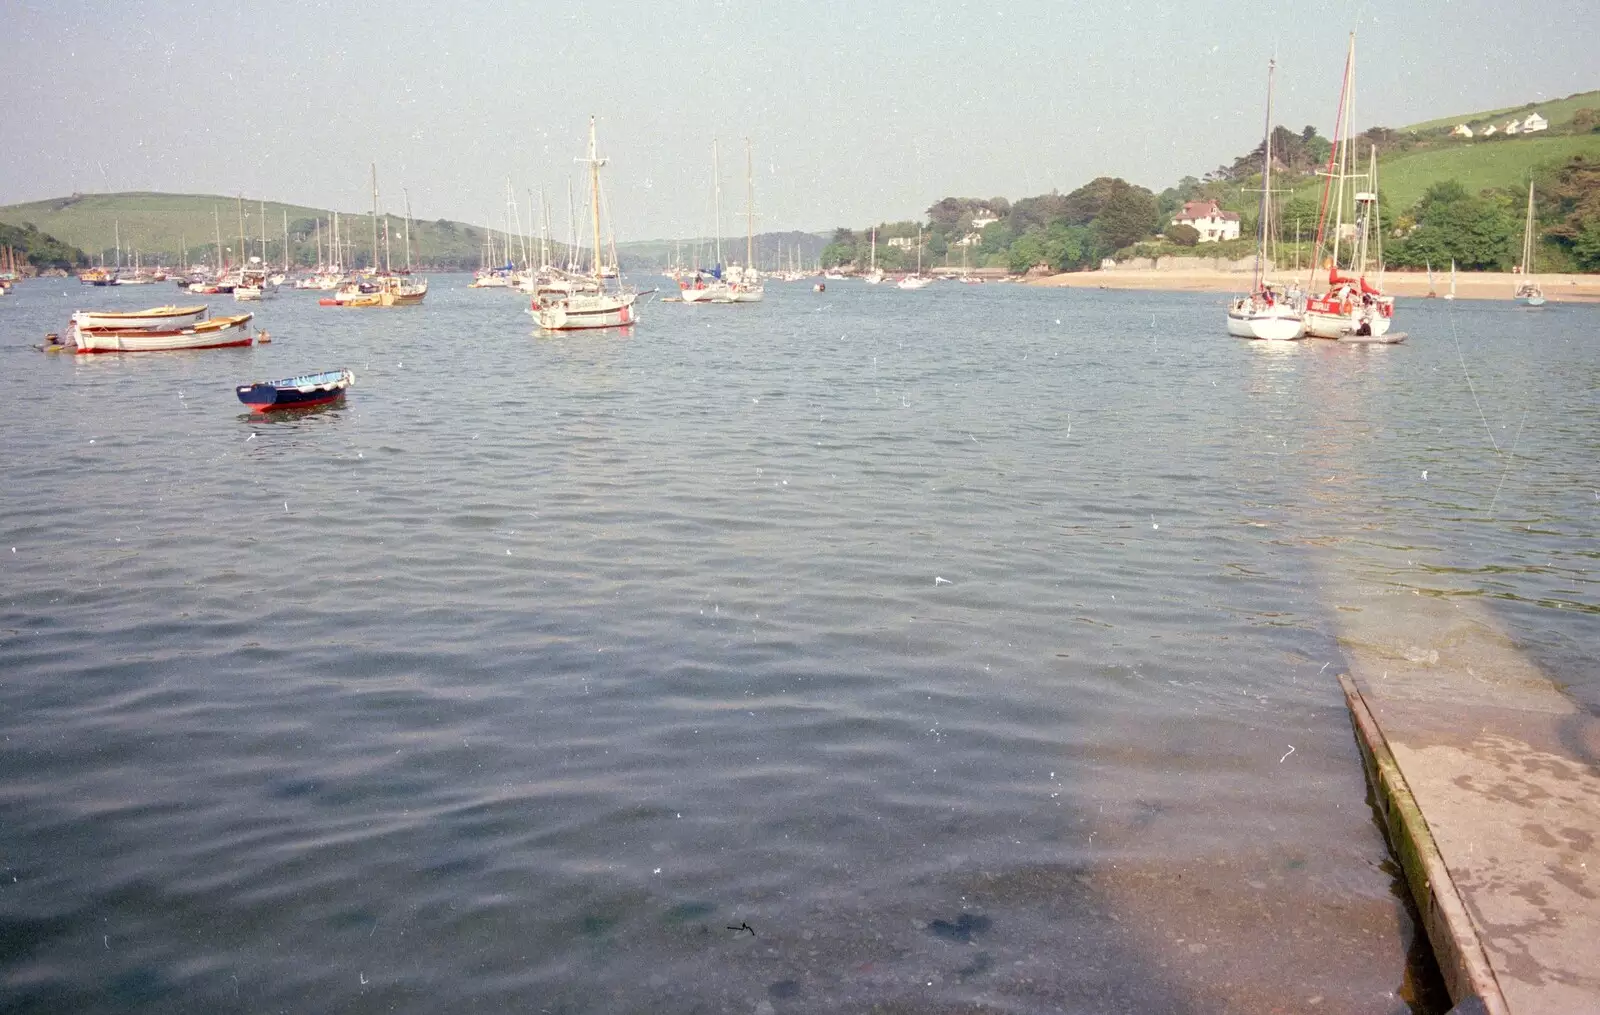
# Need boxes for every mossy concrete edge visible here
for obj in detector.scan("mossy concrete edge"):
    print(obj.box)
[1338,672,1508,1015]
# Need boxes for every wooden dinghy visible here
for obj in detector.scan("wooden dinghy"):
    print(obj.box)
[236,368,354,411]
[71,312,256,353]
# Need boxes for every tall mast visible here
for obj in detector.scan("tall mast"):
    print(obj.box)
[214,206,223,273]
[371,163,380,272]
[259,199,267,265]
[1253,58,1276,292]
[114,220,121,270]
[1309,32,1356,288]
[283,210,290,272]
[565,177,577,271]
[578,115,606,278]
[236,195,245,272]
[538,187,550,268]
[712,137,723,269]
[745,137,755,273]
[404,189,414,273]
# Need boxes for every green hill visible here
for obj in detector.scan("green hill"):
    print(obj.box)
[0,191,825,273]
[1379,133,1600,211]
[0,191,519,271]
[1403,89,1600,134]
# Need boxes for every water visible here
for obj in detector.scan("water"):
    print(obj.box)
[1,279,1594,1013]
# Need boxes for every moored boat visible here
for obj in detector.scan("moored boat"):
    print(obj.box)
[1514,179,1546,306]
[71,304,208,331]
[236,368,354,411]
[1302,34,1396,341]
[531,117,639,332]
[1226,59,1305,341]
[71,312,256,353]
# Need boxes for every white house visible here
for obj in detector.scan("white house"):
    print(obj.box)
[1481,123,1499,137]
[886,236,916,249]
[1505,118,1523,135]
[969,212,999,230]
[1450,123,1474,138]
[1171,199,1241,242]
[1522,111,1549,132]
[955,231,985,247]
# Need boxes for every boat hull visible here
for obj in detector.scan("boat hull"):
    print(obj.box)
[679,284,730,303]
[236,369,354,411]
[73,313,255,353]
[71,305,208,331]
[534,293,638,330]
[1226,309,1304,340]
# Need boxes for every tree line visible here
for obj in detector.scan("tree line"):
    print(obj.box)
[821,117,1600,275]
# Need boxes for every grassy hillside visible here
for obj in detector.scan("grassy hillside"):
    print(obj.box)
[1403,89,1600,133]
[1378,133,1600,210]
[0,191,826,273]
[0,191,507,270]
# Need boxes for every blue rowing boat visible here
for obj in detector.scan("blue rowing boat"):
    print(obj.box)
[236,368,354,412]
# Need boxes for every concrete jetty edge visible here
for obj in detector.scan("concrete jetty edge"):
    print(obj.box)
[1338,672,1508,1015]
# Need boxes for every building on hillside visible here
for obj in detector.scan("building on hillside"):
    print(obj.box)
[1505,118,1523,135]
[955,231,984,247]
[1450,124,1474,138]
[1171,199,1241,242]
[886,236,916,249]
[1522,111,1549,132]
[969,213,999,231]
[1481,123,1499,137]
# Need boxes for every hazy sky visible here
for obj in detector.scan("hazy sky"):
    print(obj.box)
[5,0,1596,241]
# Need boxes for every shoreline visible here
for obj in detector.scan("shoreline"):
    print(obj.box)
[1031,267,1600,302]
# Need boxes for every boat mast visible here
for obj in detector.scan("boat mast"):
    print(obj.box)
[1253,58,1276,293]
[712,137,723,270]
[1522,178,1536,277]
[236,195,246,273]
[1309,32,1356,289]
[371,163,380,272]
[579,115,606,279]
[214,206,223,274]
[404,189,414,273]
[283,210,290,272]
[745,137,755,275]
[259,199,267,266]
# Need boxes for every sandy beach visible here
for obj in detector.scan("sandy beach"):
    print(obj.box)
[1032,267,1600,302]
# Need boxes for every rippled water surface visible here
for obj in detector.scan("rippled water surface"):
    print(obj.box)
[2,279,1594,1013]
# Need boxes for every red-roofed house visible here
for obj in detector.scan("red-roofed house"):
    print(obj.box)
[1171,200,1241,242]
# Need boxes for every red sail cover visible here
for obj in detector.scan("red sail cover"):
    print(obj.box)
[1328,268,1382,295]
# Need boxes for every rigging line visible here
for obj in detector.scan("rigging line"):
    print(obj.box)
[1447,307,1498,454]
[1485,406,1531,520]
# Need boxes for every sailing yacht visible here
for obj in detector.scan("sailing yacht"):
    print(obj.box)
[726,138,765,302]
[530,117,639,331]
[680,138,734,304]
[1302,33,1397,341]
[897,229,932,289]
[1514,179,1545,306]
[863,227,884,284]
[1227,59,1305,340]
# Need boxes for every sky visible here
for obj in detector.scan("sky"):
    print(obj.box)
[4,0,1597,242]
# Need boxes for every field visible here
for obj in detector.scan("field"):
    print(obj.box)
[1402,88,1600,133]
[1377,133,1600,211]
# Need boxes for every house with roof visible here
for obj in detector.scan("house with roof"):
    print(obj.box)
[1522,111,1549,132]
[1171,199,1241,242]
[1505,118,1524,135]
[1481,123,1499,137]
[1450,124,1474,138]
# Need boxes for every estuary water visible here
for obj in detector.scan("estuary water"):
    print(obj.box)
[1,278,1594,1014]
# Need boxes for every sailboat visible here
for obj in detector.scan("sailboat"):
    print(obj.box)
[726,137,765,302]
[530,116,639,331]
[897,229,932,289]
[1227,58,1305,340]
[1514,179,1545,306]
[680,138,734,304]
[1302,33,1397,341]
[863,227,884,284]
[1444,259,1456,301]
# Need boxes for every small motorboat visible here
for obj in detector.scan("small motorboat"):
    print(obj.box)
[236,368,354,412]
